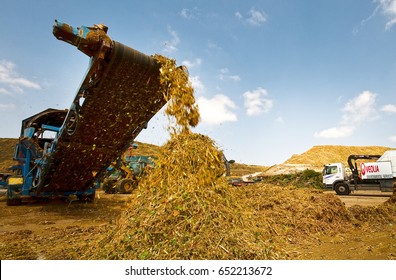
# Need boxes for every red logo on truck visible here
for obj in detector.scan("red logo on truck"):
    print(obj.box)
[360,163,380,176]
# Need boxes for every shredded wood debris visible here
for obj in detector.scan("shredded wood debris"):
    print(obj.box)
[153,54,199,133]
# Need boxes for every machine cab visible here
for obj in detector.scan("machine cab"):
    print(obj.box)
[14,109,68,165]
[322,163,346,188]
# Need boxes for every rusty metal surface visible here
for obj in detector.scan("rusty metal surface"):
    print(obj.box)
[42,42,166,192]
[52,20,111,58]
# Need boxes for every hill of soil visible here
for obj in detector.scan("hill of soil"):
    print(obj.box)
[82,182,396,260]
[1,185,395,260]
[285,145,394,168]
[264,145,395,176]
[228,162,268,177]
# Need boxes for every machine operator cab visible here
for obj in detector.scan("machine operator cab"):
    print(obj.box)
[13,109,67,174]
[322,163,347,189]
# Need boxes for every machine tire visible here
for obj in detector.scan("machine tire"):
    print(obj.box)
[6,196,22,206]
[102,179,117,194]
[117,178,137,194]
[334,182,350,195]
[6,187,22,206]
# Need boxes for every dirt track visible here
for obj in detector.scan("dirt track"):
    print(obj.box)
[0,190,130,259]
[0,189,394,260]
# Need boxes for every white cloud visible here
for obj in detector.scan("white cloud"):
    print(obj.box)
[219,68,229,74]
[236,8,266,26]
[275,116,284,124]
[354,5,381,34]
[354,1,396,32]
[381,104,396,113]
[243,87,273,116]
[182,58,202,68]
[218,68,241,82]
[0,60,41,93]
[197,94,237,125]
[180,7,199,19]
[375,0,396,29]
[247,9,267,26]
[314,91,377,139]
[189,76,204,94]
[314,126,354,139]
[180,8,193,19]
[341,91,377,125]
[389,135,396,142]
[0,103,16,111]
[228,75,241,82]
[163,26,180,53]
[0,88,9,95]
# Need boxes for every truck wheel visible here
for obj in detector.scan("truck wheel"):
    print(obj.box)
[334,183,350,195]
[117,178,137,194]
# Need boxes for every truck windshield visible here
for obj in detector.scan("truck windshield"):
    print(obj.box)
[323,165,338,175]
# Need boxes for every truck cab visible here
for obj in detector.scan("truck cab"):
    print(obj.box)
[322,163,347,189]
[323,162,355,195]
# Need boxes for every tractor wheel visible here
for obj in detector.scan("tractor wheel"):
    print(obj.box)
[102,179,117,194]
[7,198,22,206]
[116,178,137,194]
[6,188,22,206]
[6,195,22,206]
[334,182,350,195]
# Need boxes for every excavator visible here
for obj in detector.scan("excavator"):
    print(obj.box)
[1,20,169,205]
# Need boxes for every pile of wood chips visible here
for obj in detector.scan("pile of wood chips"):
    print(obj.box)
[86,177,363,259]
[89,132,278,260]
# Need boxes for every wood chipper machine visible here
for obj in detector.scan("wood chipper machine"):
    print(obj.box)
[1,20,168,205]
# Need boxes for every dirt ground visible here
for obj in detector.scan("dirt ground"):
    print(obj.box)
[0,189,394,260]
[296,190,395,260]
[327,190,392,207]
[0,190,130,260]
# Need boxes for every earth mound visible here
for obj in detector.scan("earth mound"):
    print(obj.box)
[83,133,365,260]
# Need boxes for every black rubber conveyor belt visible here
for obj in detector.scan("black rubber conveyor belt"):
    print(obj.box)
[42,41,166,192]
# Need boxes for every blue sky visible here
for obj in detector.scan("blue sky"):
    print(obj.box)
[1,0,396,166]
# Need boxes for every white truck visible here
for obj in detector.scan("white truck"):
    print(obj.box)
[322,150,396,195]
